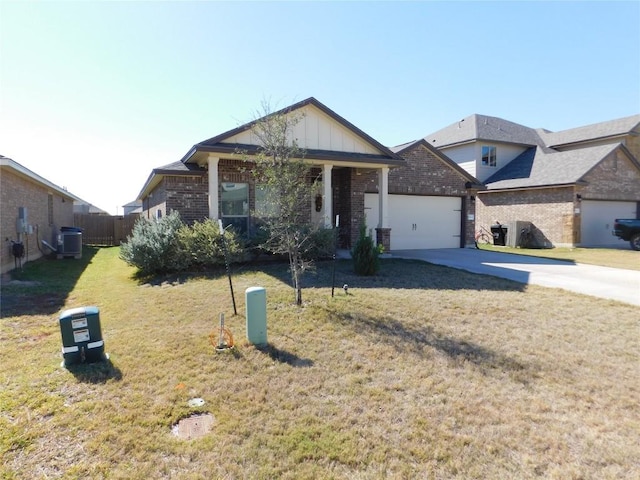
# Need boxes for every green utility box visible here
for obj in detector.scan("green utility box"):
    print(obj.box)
[59,306,106,367]
[245,287,267,346]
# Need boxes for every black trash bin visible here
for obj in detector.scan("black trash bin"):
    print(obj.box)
[491,224,508,246]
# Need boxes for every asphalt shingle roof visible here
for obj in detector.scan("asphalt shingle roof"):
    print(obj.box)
[538,114,640,148]
[425,114,546,149]
[483,143,620,190]
[153,160,206,173]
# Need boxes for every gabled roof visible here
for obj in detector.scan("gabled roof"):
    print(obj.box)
[137,161,206,199]
[538,114,640,148]
[482,143,623,191]
[0,154,78,201]
[181,97,406,167]
[425,113,640,153]
[138,98,408,200]
[391,139,483,188]
[425,114,545,149]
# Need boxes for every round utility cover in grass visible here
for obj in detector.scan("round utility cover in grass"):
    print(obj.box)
[172,413,215,440]
[188,397,205,407]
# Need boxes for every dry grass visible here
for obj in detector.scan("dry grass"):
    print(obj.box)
[1,247,639,479]
[479,244,640,271]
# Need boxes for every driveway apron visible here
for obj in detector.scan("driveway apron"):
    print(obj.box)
[391,249,640,306]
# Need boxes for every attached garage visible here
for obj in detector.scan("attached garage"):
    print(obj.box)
[581,200,638,246]
[365,193,462,249]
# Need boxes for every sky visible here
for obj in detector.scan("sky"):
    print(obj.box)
[1,1,639,215]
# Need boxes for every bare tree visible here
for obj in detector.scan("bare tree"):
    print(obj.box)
[246,101,320,305]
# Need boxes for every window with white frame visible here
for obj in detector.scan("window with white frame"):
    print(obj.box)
[481,145,497,167]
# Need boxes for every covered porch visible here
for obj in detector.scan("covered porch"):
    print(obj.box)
[205,154,393,250]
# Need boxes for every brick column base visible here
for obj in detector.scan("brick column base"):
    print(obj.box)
[375,228,391,252]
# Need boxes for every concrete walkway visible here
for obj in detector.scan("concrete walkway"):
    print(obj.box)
[390,248,640,306]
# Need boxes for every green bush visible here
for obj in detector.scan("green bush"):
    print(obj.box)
[306,227,336,260]
[120,213,247,275]
[351,224,381,276]
[249,224,336,261]
[177,219,245,267]
[119,211,187,275]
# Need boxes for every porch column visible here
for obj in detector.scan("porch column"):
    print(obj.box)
[208,155,219,220]
[323,164,333,228]
[378,167,389,228]
[376,167,391,252]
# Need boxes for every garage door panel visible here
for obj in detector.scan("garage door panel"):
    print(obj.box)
[365,194,461,249]
[581,200,637,246]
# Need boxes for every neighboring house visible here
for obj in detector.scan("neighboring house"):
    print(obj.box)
[73,198,109,215]
[137,97,481,251]
[425,114,640,247]
[122,200,142,216]
[0,155,75,273]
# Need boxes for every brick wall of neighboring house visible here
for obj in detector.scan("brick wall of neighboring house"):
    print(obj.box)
[580,149,640,201]
[477,187,577,247]
[1,169,74,273]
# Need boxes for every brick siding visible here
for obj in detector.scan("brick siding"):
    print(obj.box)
[165,175,208,224]
[144,181,167,222]
[477,187,577,247]
[1,169,74,273]
[625,126,640,160]
[477,148,640,247]
[362,143,477,247]
[580,149,640,201]
[141,143,480,249]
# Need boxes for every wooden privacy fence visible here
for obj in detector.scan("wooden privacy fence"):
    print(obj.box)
[74,214,138,246]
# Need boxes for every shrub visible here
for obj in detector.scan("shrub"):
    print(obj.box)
[306,227,336,260]
[119,211,186,275]
[351,224,381,276]
[249,224,336,261]
[177,219,245,268]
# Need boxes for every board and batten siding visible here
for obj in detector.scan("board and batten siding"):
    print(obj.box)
[224,104,381,155]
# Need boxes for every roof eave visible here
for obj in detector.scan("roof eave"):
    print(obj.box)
[191,143,406,168]
[547,133,629,149]
[1,157,77,201]
[480,182,582,193]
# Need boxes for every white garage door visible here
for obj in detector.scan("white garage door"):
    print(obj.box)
[365,194,461,250]
[581,200,637,246]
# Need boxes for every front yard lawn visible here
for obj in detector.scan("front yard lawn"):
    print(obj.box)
[1,247,638,479]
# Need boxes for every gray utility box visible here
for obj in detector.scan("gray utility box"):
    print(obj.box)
[59,306,106,366]
[506,221,532,247]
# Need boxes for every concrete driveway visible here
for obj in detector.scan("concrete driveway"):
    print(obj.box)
[391,248,640,306]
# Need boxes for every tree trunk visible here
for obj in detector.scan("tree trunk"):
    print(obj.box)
[290,250,303,306]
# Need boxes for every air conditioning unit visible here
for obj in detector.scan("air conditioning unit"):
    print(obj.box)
[506,221,531,247]
[57,230,82,259]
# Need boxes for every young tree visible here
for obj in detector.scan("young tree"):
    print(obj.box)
[246,101,320,305]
